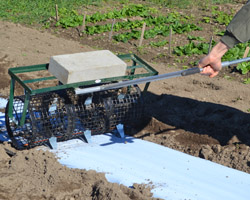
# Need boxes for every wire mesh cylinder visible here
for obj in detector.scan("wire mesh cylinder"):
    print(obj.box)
[5,85,143,149]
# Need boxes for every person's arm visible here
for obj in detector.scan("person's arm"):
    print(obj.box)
[199,1,250,77]
[221,0,250,49]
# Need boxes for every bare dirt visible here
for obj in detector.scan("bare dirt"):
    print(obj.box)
[0,143,156,200]
[0,2,250,198]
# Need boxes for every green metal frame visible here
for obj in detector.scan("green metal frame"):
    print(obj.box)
[7,54,158,126]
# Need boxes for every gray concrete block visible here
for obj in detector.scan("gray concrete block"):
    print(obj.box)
[48,50,127,84]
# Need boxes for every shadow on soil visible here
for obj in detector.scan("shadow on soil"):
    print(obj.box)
[136,92,250,146]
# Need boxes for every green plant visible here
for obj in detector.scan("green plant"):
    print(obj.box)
[215,12,233,25]
[202,16,211,23]
[173,41,211,56]
[114,22,202,42]
[224,75,232,80]
[243,78,250,84]
[143,0,234,8]
[120,0,129,4]
[223,42,250,58]
[155,52,167,59]
[137,45,147,54]
[188,60,199,66]
[175,58,186,63]
[0,0,97,25]
[150,40,168,47]
[187,35,205,41]
[211,7,234,26]
[215,30,225,36]
[55,4,157,28]
[144,0,193,8]
[56,8,83,28]
[237,63,250,75]
[78,11,193,35]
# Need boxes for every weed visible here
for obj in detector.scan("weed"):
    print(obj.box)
[173,41,211,56]
[202,16,211,23]
[137,46,147,54]
[224,75,232,80]
[0,0,99,24]
[175,58,186,64]
[243,78,250,84]
[211,6,234,26]
[187,35,205,41]
[150,40,168,48]
[143,0,234,8]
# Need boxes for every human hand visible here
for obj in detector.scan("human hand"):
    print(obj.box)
[198,55,222,78]
[198,41,229,78]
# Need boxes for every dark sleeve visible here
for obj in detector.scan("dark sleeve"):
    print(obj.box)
[221,0,250,48]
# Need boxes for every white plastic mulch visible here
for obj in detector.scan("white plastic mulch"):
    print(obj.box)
[51,134,250,200]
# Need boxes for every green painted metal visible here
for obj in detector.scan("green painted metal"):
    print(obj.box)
[8,78,15,118]
[7,54,158,124]
[8,54,158,95]
[117,53,132,60]
[20,93,30,126]
[8,71,32,94]
[127,64,145,70]
[9,63,49,73]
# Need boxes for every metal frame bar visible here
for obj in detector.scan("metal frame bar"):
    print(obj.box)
[7,54,158,126]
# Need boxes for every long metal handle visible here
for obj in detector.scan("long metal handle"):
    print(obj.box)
[221,56,250,67]
[75,56,250,95]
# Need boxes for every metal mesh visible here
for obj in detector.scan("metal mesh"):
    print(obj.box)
[5,97,34,147]
[5,85,143,149]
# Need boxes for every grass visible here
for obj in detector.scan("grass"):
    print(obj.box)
[0,0,238,25]
[144,0,235,8]
[0,0,102,25]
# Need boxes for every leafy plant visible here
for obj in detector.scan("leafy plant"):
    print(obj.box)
[0,0,98,25]
[237,63,250,75]
[215,30,225,36]
[79,11,194,35]
[202,16,211,23]
[173,41,211,56]
[55,3,156,28]
[113,30,141,42]
[187,35,204,41]
[222,43,250,74]
[243,78,250,84]
[114,22,202,42]
[56,8,83,28]
[150,40,168,47]
[214,11,233,26]
[211,7,234,26]
[222,43,250,61]
[84,19,144,35]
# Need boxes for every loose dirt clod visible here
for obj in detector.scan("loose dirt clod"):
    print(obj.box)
[0,146,159,200]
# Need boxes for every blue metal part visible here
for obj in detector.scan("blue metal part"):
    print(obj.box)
[82,130,92,143]
[84,96,92,106]
[118,93,125,100]
[49,98,58,113]
[49,136,57,149]
[116,124,125,138]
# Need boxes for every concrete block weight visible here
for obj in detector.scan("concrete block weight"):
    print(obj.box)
[48,50,127,84]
